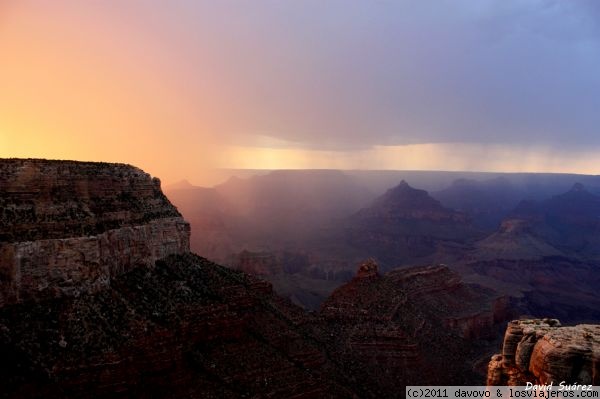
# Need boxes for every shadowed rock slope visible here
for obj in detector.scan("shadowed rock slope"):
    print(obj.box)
[0,253,357,398]
[465,184,600,324]
[317,260,511,396]
[475,183,600,261]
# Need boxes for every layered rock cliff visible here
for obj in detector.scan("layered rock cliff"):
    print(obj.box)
[0,159,190,306]
[487,319,600,385]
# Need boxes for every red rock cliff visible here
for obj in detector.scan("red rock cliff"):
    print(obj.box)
[0,159,190,306]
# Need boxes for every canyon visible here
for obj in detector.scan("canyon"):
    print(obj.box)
[167,172,600,325]
[1,159,598,397]
[0,159,510,397]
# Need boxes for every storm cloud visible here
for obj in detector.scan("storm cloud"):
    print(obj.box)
[153,0,600,150]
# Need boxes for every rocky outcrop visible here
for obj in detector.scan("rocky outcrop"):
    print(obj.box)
[487,319,600,385]
[0,159,190,306]
[355,258,379,279]
[8,159,599,397]
[317,260,509,395]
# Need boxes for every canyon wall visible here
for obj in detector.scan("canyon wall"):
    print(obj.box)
[0,159,190,306]
[487,319,600,385]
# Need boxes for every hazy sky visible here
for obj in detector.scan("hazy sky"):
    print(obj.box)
[1,0,600,184]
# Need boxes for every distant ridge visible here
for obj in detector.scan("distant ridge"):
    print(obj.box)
[165,179,197,190]
[346,180,481,266]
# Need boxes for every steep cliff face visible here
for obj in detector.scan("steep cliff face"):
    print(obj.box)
[0,159,190,306]
[487,319,600,385]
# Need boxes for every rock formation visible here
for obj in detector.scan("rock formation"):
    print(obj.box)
[317,260,510,395]
[353,180,469,223]
[355,258,379,279]
[464,185,600,326]
[487,319,600,385]
[345,180,482,266]
[464,257,600,324]
[0,159,190,306]
[473,219,565,260]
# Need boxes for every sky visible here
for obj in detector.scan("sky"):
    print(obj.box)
[1,0,600,185]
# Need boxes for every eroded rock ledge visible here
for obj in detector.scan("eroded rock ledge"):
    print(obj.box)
[0,159,190,306]
[487,319,600,385]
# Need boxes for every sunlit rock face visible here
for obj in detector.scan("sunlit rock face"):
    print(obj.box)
[487,319,600,386]
[0,159,190,306]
